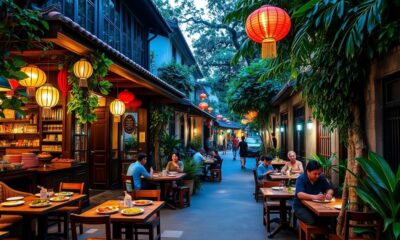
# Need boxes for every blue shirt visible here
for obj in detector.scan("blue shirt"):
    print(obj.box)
[293,173,331,209]
[257,163,274,179]
[193,152,205,164]
[126,161,151,190]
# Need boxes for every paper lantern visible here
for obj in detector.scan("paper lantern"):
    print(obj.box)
[245,5,291,59]
[19,65,47,96]
[110,99,125,116]
[57,68,71,97]
[198,102,208,110]
[207,107,213,113]
[199,93,207,100]
[129,98,142,111]
[35,83,60,109]
[73,58,93,88]
[216,115,223,120]
[241,119,249,125]
[247,111,258,120]
[118,89,135,104]
[222,117,227,121]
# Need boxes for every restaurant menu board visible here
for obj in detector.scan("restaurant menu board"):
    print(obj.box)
[123,115,135,134]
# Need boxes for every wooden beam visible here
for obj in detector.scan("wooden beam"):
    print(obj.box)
[10,49,68,57]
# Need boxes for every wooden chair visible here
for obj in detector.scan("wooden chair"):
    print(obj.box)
[252,169,262,202]
[329,211,382,240]
[122,175,134,192]
[262,181,292,232]
[299,220,329,240]
[130,189,161,240]
[210,169,221,182]
[51,182,85,239]
[172,186,190,208]
[0,182,32,236]
[70,214,111,240]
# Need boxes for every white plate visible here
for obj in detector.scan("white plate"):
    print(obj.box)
[312,199,334,203]
[1,200,25,207]
[29,201,51,208]
[50,196,70,202]
[35,193,41,197]
[167,174,176,177]
[271,186,284,191]
[96,206,119,214]
[6,196,24,201]
[334,205,341,210]
[120,207,144,216]
[270,172,282,176]
[133,200,153,206]
[168,171,177,174]
[55,192,74,196]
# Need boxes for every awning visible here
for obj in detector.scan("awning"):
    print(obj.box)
[172,98,215,120]
[214,120,242,129]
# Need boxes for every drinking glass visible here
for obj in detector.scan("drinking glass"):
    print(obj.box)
[48,188,54,197]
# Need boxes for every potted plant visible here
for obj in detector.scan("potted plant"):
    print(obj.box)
[182,158,201,195]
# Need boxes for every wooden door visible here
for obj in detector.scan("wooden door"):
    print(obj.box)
[89,107,110,189]
[293,106,305,161]
[280,112,288,159]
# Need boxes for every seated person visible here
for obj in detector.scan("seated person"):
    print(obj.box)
[293,160,334,225]
[281,150,304,174]
[126,152,153,190]
[210,150,223,169]
[166,152,184,173]
[193,148,206,164]
[257,155,274,180]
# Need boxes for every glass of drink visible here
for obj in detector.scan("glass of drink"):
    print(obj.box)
[48,188,54,197]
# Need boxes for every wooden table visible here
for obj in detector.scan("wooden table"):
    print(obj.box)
[0,231,9,239]
[261,187,295,237]
[144,173,186,209]
[0,194,85,240]
[301,199,342,217]
[269,173,300,181]
[80,200,165,239]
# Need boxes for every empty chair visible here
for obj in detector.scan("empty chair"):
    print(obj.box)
[70,214,111,240]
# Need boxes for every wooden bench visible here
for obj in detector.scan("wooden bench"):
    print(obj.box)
[299,220,329,240]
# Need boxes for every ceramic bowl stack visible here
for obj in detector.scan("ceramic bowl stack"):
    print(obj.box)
[3,154,22,163]
[21,153,38,168]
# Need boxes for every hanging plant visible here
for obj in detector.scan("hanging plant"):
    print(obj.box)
[66,51,113,124]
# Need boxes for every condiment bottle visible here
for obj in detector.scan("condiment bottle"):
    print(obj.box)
[39,186,48,200]
[124,191,132,208]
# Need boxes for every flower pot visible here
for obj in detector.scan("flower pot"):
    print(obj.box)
[183,179,194,195]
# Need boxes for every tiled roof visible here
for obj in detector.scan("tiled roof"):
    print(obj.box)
[44,11,186,100]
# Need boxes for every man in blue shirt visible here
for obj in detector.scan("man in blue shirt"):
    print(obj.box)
[193,148,205,164]
[293,160,334,225]
[126,152,153,190]
[257,156,274,180]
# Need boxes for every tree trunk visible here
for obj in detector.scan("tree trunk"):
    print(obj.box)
[336,104,365,235]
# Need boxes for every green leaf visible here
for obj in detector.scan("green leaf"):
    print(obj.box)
[11,71,28,80]
[393,222,400,240]
[12,57,27,68]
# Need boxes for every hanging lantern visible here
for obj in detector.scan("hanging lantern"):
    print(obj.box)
[110,99,125,116]
[222,117,227,121]
[129,98,142,111]
[199,93,207,100]
[207,107,213,113]
[57,68,71,97]
[241,119,249,125]
[73,58,93,88]
[35,83,60,110]
[245,5,291,59]
[19,65,47,96]
[118,89,135,104]
[216,115,223,120]
[198,102,208,110]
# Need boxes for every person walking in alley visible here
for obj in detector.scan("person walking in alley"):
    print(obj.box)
[222,137,227,155]
[238,136,248,169]
[232,135,239,160]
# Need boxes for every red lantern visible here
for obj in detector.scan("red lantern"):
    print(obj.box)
[207,107,213,113]
[199,93,207,100]
[57,68,71,97]
[198,102,208,110]
[245,5,291,59]
[128,98,142,111]
[216,115,223,120]
[222,118,227,121]
[118,89,135,104]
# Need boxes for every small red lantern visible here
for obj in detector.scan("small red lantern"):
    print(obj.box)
[199,93,207,100]
[128,98,142,111]
[216,115,223,120]
[57,68,71,97]
[198,102,208,110]
[222,117,227,121]
[207,107,213,113]
[245,5,291,59]
[118,89,135,104]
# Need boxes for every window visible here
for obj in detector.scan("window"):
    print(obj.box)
[78,0,95,34]
[317,122,332,158]
[293,106,305,160]
[102,0,121,50]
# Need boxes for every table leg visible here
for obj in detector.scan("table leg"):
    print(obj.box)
[37,215,48,240]
[268,199,290,238]
[112,222,122,239]
[22,216,34,240]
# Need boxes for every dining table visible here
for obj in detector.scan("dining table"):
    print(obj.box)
[260,187,295,237]
[80,200,165,239]
[301,198,342,217]
[268,173,300,182]
[0,194,86,240]
[0,231,9,239]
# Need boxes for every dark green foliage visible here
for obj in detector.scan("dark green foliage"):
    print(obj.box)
[183,157,202,192]
[160,133,181,168]
[157,63,194,96]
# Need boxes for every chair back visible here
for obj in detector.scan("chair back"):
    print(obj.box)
[70,214,111,240]
[263,181,281,188]
[133,189,161,201]
[122,175,134,192]
[344,211,382,240]
[252,169,258,184]
[59,182,85,208]
[0,181,32,202]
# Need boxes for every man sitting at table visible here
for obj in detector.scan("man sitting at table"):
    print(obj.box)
[127,152,153,190]
[257,155,274,180]
[293,160,334,225]
[281,150,304,174]
[193,148,206,164]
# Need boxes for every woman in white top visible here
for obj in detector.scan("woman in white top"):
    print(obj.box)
[281,150,304,174]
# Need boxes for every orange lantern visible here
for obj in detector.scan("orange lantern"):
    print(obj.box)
[198,102,208,110]
[207,107,213,113]
[248,111,258,120]
[199,93,207,100]
[245,5,291,59]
